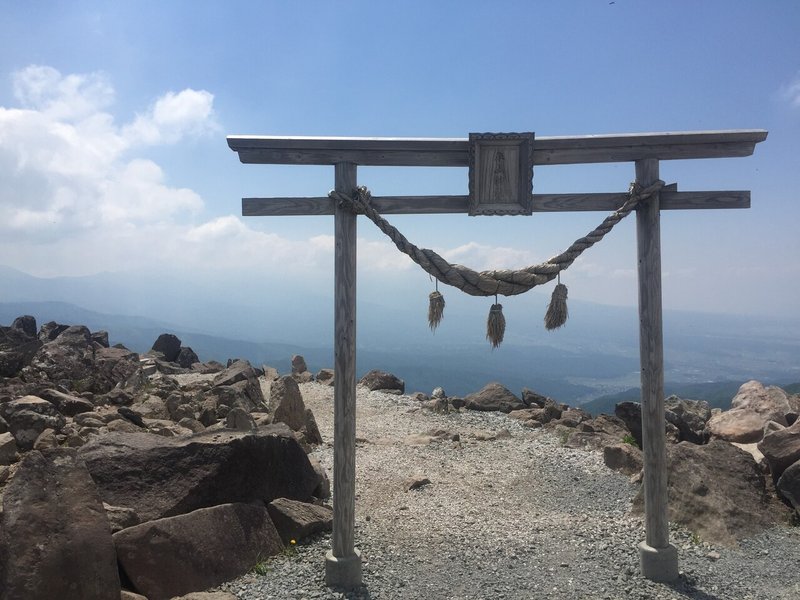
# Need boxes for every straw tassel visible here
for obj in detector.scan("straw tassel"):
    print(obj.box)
[545,281,569,330]
[486,302,506,349]
[428,290,445,331]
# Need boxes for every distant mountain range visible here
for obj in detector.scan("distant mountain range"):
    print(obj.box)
[2,264,798,404]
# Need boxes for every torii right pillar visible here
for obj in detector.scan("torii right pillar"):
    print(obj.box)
[635,158,679,581]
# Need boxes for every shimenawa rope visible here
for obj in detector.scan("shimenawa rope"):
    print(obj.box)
[330,180,664,345]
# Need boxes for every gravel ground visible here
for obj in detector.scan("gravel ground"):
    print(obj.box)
[219,382,800,600]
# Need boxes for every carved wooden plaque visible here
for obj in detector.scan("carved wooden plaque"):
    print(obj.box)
[468,132,534,216]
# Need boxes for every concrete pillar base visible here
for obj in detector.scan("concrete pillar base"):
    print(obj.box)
[325,548,362,589]
[638,541,679,582]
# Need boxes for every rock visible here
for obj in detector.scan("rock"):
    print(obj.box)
[91,330,110,348]
[225,407,256,431]
[757,419,800,480]
[33,428,58,450]
[664,396,712,444]
[0,395,67,450]
[178,417,206,433]
[633,439,780,546]
[1,448,120,600]
[359,369,405,394]
[114,503,283,600]
[266,497,333,544]
[603,443,643,476]
[271,375,306,431]
[464,382,524,413]
[308,456,331,500]
[404,429,458,446]
[118,406,147,428]
[210,360,266,411]
[615,401,644,447]
[120,591,149,600]
[0,431,19,465]
[176,346,200,368]
[0,323,42,377]
[291,354,308,374]
[776,459,800,513]
[550,407,591,428]
[103,503,141,533]
[403,475,432,492]
[37,388,95,416]
[315,369,336,386]
[38,320,69,341]
[707,380,792,443]
[302,408,323,445]
[262,365,280,380]
[521,388,550,408]
[11,315,36,337]
[79,423,320,522]
[431,387,446,399]
[151,333,182,362]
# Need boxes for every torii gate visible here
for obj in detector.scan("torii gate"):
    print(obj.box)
[227,129,766,588]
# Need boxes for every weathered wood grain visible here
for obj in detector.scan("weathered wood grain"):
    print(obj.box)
[228,130,767,166]
[241,190,750,216]
[331,162,360,582]
[635,159,672,553]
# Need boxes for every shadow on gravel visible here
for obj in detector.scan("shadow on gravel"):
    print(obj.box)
[666,575,724,600]
[329,585,372,599]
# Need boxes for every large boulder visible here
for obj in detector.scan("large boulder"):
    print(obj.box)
[464,382,524,413]
[359,369,405,394]
[79,423,320,522]
[113,503,283,600]
[707,380,792,443]
[757,419,800,480]
[0,395,67,450]
[0,448,120,600]
[150,333,182,362]
[633,439,781,546]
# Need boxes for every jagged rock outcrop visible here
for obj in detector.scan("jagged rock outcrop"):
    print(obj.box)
[114,503,283,600]
[79,423,321,522]
[1,448,120,600]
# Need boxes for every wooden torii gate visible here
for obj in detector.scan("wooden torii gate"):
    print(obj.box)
[227,129,766,588]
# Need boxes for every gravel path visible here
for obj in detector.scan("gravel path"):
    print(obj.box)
[219,382,800,600]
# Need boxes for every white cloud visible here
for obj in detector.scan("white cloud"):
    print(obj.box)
[123,89,218,145]
[0,65,213,243]
[441,241,539,271]
[12,65,114,120]
[780,72,800,108]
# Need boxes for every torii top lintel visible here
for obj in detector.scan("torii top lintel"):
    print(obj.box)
[227,130,767,217]
[227,129,767,167]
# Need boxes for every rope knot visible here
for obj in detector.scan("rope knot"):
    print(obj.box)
[329,188,369,214]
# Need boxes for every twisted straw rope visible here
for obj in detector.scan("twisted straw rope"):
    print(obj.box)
[330,180,664,297]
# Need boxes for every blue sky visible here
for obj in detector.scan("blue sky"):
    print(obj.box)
[1,0,799,320]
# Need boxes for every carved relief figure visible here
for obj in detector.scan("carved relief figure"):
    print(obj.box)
[490,150,512,202]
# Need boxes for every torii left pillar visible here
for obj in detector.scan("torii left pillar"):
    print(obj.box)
[325,162,362,588]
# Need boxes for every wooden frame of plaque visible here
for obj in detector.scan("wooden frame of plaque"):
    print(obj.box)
[468,132,535,216]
